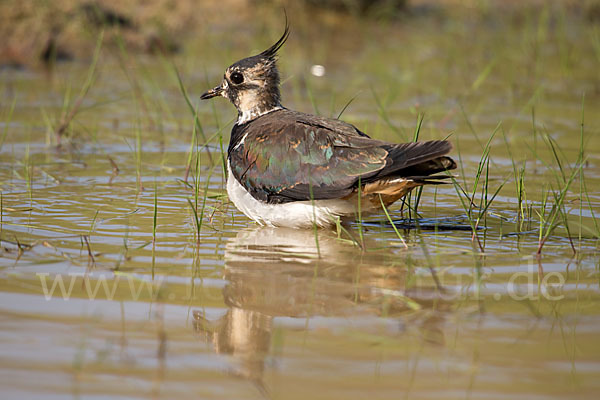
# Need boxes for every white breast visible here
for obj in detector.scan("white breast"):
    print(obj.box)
[226,163,357,228]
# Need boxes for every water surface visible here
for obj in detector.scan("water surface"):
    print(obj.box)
[1,8,599,399]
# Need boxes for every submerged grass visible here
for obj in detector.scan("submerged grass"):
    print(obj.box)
[135,121,143,192]
[503,130,529,233]
[535,139,585,255]
[406,113,425,221]
[173,64,213,166]
[447,92,595,257]
[152,180,158,279]
[53,32,104,143]
[449,123,507,251]
[379,194,407,248]
[187,133,214,242]
[0,98,16,152]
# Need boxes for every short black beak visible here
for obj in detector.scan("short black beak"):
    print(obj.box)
[200,85,223,100]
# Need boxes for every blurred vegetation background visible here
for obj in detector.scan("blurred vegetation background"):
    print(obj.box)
[1,0,600,68]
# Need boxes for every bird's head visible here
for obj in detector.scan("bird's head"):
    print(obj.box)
[201,22,289,124]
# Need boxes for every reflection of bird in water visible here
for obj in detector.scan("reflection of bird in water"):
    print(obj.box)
[193,227,451,398]
[193,307,271,397]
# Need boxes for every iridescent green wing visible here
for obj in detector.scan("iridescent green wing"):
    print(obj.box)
[228,119,388,204]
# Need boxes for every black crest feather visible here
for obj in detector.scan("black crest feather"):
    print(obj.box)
[259,17,289,59]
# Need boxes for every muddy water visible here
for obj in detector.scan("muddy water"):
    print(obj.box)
[1,10,600,400]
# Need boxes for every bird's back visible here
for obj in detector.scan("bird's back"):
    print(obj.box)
[228,108,456,209]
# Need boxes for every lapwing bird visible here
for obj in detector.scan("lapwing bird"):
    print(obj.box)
[201,24,457,228]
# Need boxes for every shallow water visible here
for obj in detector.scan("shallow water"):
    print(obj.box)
[1,8,600,400]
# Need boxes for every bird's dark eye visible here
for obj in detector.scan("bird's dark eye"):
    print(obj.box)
[230,72,244,84]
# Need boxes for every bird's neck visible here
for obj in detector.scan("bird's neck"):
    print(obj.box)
[234,88,282,124]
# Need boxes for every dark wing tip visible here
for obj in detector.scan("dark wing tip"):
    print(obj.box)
[379,139,455,176]
[259,13,290,59]
[423,139,454,158]
[427,139,453,154]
